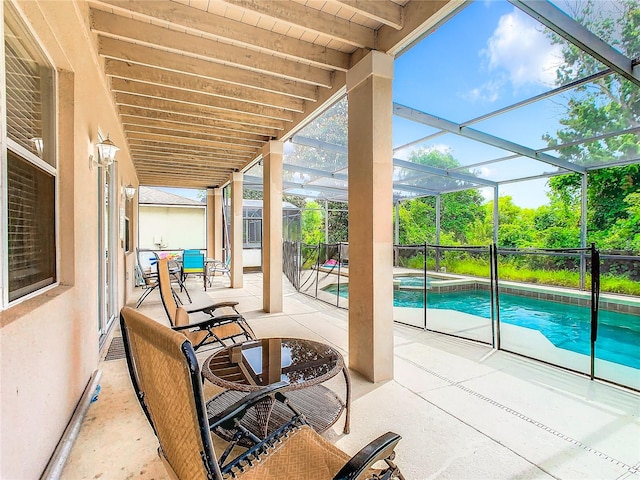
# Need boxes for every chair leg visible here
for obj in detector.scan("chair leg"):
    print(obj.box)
[135,285,157,308]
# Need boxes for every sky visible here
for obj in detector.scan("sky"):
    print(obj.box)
[392,0,576,209]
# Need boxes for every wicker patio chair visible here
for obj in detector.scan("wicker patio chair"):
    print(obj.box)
[120,306,405,480]
[157,257,255,350]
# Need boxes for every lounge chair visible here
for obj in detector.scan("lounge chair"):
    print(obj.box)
[157,257,255,350]
[119,306,405,480]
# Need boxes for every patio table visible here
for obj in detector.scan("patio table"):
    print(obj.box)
[202,337,351,444]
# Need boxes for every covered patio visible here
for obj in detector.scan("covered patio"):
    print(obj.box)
[61,274,639,479]
[1,0,639,478]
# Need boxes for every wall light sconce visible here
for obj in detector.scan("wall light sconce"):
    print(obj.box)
[30,137,44,157]
[90,134,120,169]
[124,184,136,200]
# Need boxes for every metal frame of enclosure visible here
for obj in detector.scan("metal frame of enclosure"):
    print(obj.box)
[242,1,639,257]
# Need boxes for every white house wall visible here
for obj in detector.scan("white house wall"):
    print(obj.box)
[139,205,206,250]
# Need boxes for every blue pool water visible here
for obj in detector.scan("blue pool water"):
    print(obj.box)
[395,275,441,287]
[325,285,640,370]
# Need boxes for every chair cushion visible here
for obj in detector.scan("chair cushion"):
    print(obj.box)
[232,425,350,480]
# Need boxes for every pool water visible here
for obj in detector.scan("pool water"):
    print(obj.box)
[395,275,441,287]
[325,285,640,370]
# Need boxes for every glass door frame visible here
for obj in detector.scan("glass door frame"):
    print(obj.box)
[98,160,118,344]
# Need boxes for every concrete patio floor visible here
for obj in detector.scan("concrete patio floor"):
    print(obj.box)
[61,273,640,479]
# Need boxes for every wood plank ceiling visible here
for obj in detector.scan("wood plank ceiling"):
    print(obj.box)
[88,0,460,189]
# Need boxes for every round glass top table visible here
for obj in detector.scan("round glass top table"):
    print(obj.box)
[202,338,351,442]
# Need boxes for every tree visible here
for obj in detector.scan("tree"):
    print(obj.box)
[327,201,348,243]
[301,200,324,244]
[396,148,485,244]
[543,0,640,250]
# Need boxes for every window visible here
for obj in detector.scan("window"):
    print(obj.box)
[3,5,57,304]
[244,218,262,249]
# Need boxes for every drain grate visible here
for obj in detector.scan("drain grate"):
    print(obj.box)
[104,336,126,361]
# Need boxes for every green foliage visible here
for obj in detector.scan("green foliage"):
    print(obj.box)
[601,273,640,296]
[327,202,348,243]
[396,149,485,244]
[543,0,640,249]
[243,189,263,200]
[301,201,324,244]
[399,253,425,269]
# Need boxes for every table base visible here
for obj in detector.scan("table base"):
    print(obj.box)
[206,384,346,446]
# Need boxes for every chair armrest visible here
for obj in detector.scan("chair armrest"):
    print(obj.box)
[208,381,290,431]
[185,301,239,315]
[172,314,242,332]
[333,432,402,480]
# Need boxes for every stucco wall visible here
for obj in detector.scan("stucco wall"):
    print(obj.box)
[139,205,206,250]
[0,1,138,478]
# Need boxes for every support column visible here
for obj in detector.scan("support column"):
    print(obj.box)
[230,172,243,288]
[206,188,223,261]
[263,141,283,312]
[346,51,394,383]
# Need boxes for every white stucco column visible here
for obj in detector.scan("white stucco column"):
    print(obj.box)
[206,187,224,261]
[346,50,395,383]
[230,172,243,288]
[262,140,283,312]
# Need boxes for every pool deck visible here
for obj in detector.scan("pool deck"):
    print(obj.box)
[60,272,640,480]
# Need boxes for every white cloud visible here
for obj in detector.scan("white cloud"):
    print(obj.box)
[482,8,563,88]
[477,166,493,178]
[462,76,505,103]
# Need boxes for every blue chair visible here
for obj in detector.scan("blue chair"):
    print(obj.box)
[182,251,204,283]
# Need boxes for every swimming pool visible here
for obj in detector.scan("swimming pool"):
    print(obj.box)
[324,285,640,370]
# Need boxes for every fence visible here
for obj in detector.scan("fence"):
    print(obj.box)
[282,241,639,391]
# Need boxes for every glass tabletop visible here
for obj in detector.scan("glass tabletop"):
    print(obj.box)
[203,338,344,391]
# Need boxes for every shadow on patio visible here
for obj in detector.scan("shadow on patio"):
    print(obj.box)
[61,274,639,479]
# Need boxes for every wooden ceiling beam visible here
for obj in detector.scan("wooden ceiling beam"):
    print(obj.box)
[111,78,295,122]
[132,150,246,168]
[139,171,226,182]
[131,147,247,160]
[333,0,404,30]
[124,124,264,148]
[91,9,333,87]
[114,93,285,131]
[219,0,376,49]
[95,0,351,70]
[117,106,279,137]
[134,157,242,175]
[137,173,228,186]
[133,160,238,172]
[126,130,260,153]
[106,60,306,112]
[99,38,318,101]
[128,142,253,160]
[121,116,269,143]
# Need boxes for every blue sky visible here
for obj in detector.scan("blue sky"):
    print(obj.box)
[392,0,574,208]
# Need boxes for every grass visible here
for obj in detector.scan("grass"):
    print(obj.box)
[399,255,640,296]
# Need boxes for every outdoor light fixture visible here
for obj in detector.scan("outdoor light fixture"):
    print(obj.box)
[124,184,136,200]
[30,137,43,157]
[90,134,120,169]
